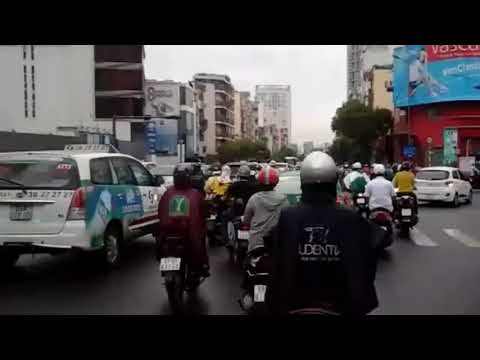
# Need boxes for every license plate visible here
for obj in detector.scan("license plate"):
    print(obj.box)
[238,230,249,240]
[356,198,365,204]
[10,205,33,221]
[254,284,267,302]
[401,208,412,216]
[159,257,181,271]
[208,214,217,220]
[381,226,388,232]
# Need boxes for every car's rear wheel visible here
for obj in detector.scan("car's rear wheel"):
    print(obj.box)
[451,193,460,208]
[0,250,19,270]
[99,225,122,269]
[466,190,473,204]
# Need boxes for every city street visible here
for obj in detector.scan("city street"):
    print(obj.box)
[2,194,480,315]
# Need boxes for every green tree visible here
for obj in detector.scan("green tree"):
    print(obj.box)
[217,139,271,163]
[272,146,297,162]
[330,100,393,163]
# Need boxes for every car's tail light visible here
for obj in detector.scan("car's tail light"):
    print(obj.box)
[68,187,86,220]
[445,181,454,186]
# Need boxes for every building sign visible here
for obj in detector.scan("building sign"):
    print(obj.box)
[145,119,178,156]
[145,82,180,118]
[393,45,480,107]
[443,128,458,166]
[402,144,416,159]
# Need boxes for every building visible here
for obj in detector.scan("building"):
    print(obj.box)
[287,143,298,155]
[347,45,392,103]
[303,141,314,155]
[257,123,280,155]
[144,80,197,159]
[364,65,394,111]
[234,91,259,141]
[0,45,145,154]
[255,85,291,149]
[192,73,235,156]
[390,45,480,167]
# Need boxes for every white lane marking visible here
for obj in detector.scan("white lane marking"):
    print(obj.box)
[410,228,438,247]
[443,228,480,248]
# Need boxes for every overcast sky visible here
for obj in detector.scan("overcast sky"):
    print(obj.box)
[144,45,346,148]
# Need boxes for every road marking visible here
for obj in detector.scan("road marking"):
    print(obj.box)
[443,228,480,248]
[410,228,438,247]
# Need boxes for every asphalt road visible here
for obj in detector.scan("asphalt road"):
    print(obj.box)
[2,194,480,315]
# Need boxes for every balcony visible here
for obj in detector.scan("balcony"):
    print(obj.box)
[216,124,234,139]
[95,69,143,92]
[215,108,234,126]
[215,93,234,108]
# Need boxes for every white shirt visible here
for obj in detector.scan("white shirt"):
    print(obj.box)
[343,171,370,190]
[364,176,396,212]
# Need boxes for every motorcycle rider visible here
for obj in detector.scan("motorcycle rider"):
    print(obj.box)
[225,164,259,207]
[343,162,370,195]
[364,164,396,215]
[190,163,206,194]
[204,164,232,198]
[156,163,210,277]
[393,161,418,213]
[268,151,379,315]
[243,166,289,253]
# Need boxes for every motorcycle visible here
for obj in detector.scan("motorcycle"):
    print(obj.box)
[394,194,418,238]
[353,193,369,218]
[158,234,206,313]
[206,195,226,246]
[368,208,394,249]
[225,198,249,266]
[238,245,271,315]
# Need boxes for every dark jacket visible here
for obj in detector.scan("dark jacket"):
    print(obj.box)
[268,198,379,315]
[225,179,259,207]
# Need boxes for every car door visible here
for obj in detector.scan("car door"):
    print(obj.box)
[110,157,144,239]
[458,170,472,195]
[126,158,161,233]
[452,169,467,197]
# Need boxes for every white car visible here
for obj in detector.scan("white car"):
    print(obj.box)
[0,145,163,269]
[415,166,473,206]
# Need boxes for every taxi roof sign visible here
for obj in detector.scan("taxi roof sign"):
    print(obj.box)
[64,144,116,153]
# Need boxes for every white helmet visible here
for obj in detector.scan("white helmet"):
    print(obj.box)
[373,164,386,175]
[352,162,362,170]
[300,151,337,185]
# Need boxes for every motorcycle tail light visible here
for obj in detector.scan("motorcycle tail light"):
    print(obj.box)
[240,223,250,231]
[374,212,390,221]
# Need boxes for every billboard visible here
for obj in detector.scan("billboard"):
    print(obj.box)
[144,81,180,118]
[393,45,480,107]
[145,119,178,156]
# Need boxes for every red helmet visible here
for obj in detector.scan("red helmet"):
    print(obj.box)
[258,166,279,186]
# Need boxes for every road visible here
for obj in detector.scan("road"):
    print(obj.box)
[1,194,480,315]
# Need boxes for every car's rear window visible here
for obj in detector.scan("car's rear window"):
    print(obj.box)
[416,170,449,181]
[0,158,80,189]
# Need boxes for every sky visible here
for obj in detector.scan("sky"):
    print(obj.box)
[144,45,347,149]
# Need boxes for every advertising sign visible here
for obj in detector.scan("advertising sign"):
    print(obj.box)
[145,81,180,118]
[145,119,178,156]
[443,128,458,166]
[393,45,480,107]
[402,144,416,159]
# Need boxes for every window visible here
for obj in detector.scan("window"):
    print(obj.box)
[31,65,35,117]
[90,158,113,185]
[452,171,460,179]
[111,157,137,185]
[127,159,153,186]
[30,45,34,61]
[23,65,28,118]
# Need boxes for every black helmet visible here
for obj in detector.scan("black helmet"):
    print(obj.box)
[402,161,411,171]
[191,162,202,176]
[237,165,251,179]
[173,163,192,187]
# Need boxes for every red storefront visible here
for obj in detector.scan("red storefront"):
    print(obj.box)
[391,102,480,166]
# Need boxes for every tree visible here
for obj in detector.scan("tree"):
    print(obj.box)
[272,146,297,162]
[330,100,393,163]
[217,139,271,163]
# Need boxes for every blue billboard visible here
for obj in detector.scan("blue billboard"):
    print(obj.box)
[393,45,480,107]
[145,119,178,156]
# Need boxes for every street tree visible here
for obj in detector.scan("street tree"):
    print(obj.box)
[272,146,297,162]
[217,139,271,163]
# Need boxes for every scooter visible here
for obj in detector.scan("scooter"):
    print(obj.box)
[238,245,271,315]
[368,208,394,249]
[225,198,249,266]
[206,195,226,246]
[158,234,207,313]
[353,193,369,218]
[394,193,418,238]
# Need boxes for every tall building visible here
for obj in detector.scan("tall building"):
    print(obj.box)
[192,73,235,156]
[0,45,144,153]
[303,141,314,155]
[234,91,258,141]
[255,85,291,149]
[347,45,392,102]
[364,65,393,111]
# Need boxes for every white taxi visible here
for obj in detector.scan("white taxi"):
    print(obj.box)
[0,144,163,269]
[415,166,473,206]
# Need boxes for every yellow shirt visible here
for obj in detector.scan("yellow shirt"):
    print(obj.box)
[204,176,230,196]
[393,171,415,193]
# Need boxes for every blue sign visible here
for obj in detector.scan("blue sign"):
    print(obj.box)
[393,45,480,107]
[144,119,178,156]
[403,145,416,159]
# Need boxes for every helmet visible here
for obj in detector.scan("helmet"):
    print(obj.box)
[352,162,362,170]
[300,151,337,185]
[173,163,192,187]
[237,165,251,179]
[373,164,386,175]
[402,161,411,171]
[258,166,279,187]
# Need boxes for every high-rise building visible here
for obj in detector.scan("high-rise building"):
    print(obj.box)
[347,45,363,100]
[234,91,258,141]
[193,73,235,156]
[255,85,291,149]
